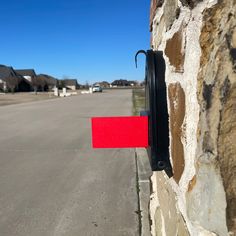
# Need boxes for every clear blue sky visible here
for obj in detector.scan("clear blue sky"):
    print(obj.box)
[0,0,150,84]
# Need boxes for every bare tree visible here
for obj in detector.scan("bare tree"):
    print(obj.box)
[36,75,47,91]
[31,75,46,94]
[31,76,38,94]
[6,76,19,93]
[85,80,90,89]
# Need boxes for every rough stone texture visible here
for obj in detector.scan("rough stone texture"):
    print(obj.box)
[165,29,185,72]
[163,0,179,30]
[180,0,204,8]
[150,172,189,236]
[150,0,165,31]
[168,83,186,183]
[218,84,236,231]
[149,0,236,235]
[197,2,236,232]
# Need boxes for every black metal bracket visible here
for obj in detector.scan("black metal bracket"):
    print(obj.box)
[136,50,173,177]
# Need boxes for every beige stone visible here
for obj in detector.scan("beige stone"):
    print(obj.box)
[218,84,236,232]
[232,29,236,48]
[149,0,236,235]
[168,83,186,183]
[150,172,189,236]
[165,29,185,73]
[198,1,236,233]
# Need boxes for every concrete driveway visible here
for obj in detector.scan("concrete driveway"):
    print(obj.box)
[0,90,139,236]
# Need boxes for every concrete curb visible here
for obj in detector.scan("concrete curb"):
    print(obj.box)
[135,148,152,236]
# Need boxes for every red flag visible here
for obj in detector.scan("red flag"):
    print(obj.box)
[91,116,148,148]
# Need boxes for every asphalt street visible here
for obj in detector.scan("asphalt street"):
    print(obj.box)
[0,90,139,236]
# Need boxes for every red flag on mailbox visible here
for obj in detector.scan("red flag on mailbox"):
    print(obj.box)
[91,116,148,148]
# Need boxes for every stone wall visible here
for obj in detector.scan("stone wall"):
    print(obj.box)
[149,0,236,235]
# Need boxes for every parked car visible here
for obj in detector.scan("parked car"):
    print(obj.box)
[92,85,102,92]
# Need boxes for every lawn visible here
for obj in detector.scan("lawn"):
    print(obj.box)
[0,92,58,106]
[132,88,145,116]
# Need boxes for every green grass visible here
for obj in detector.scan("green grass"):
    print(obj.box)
[132,88,145,116]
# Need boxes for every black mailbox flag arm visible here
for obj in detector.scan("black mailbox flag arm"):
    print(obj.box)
[136,50,173,177]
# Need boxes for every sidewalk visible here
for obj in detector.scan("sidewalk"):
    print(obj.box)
[136,148,152,236]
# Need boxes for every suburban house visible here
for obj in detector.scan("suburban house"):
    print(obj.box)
[128,80,139,86]
[15,69,36,82]
[0,65,10,91]
[0,65,32,92]
[0,64,76,93]
[37,74,58,91]
[15,69,48,92]
[93,81,110,88]
[62,79,79,90]
[15,69,40,92]
[111,79,139,87]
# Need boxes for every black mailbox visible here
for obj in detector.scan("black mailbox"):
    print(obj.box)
[136,50,173,177]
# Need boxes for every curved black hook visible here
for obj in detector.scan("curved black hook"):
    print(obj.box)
[135,50,147,68]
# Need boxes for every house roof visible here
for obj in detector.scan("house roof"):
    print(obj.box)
[15,69,36,77]
[37,74,58,86]
[101,81,110,84]
[93,81,110,86]
[0,65,19,80]
[64,79,78,86]
[111,79,129,85]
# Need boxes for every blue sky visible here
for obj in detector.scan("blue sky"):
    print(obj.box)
[0,0,150,84]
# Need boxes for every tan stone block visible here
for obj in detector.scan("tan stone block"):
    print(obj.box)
[168,83,186,183]
[165,30,185,73]
[232,29,236,48]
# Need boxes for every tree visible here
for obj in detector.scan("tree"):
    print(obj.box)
[31,76,39,94]
[31,76,47,93]
[6,76,19,93]
[85,80,90,89]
